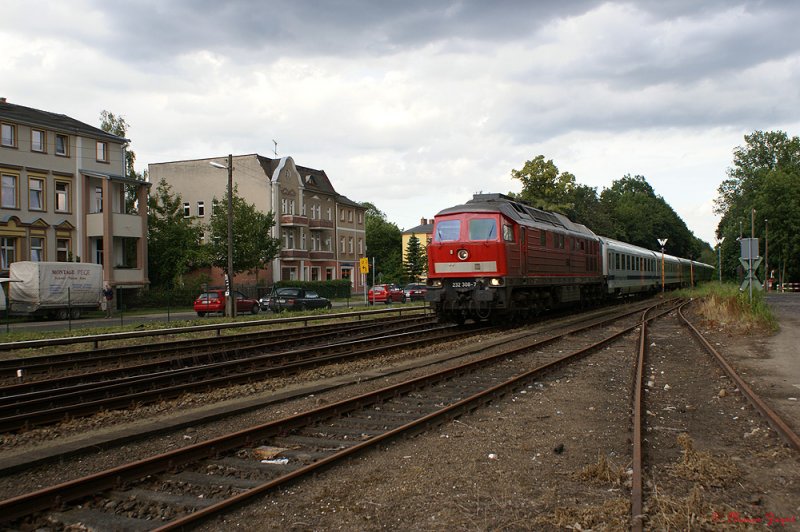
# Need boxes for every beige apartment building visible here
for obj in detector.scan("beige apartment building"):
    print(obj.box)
[148,154,367,293]
[0,98,150,294]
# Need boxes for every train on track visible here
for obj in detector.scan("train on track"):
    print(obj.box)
[424,193,713,324]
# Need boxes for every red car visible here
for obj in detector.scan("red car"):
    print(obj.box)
[193,289,260,317]
[368,284,406,304]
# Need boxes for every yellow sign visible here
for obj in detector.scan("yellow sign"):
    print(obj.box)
[359,257,369,274]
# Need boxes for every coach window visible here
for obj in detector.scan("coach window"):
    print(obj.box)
[502,224,513,242]
[434,220,460,242]
[469,218,497,241]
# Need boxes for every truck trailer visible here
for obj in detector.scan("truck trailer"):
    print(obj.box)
[6,262,103,320]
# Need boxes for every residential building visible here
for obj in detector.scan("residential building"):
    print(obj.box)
[148,154,367,293]
[0,98,150,295]
[402,217,433,280]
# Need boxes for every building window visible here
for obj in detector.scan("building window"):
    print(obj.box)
[311,267,320,281]
[281,199,288,214]
[340,209,345,222]
[348,237,354,254]
[29,177,45,210]
[57,238,71,261]
[327,207,332,221]
[340,237,345,253]
[300,231,306,250]
[31,129,46,152]
[183,202,190,217]
[30,237,44,262]
[311,233,320,251]
[55,181,70,212]
[358,212,363,224]
[94,186,103,212]
[282,229,295,249]
[289,199,295,215]
[325,237,331,251]
[358,238,363,255]
[55,134,68,156]
[96,141,108,162]
[348,210,353,222]
[197,201,205,216]
[326,267,334,280]
[118,237,138,268]
[1,123,16,147]
[95,238,104,265]
[0,237,16,269]
[2,174,18,208]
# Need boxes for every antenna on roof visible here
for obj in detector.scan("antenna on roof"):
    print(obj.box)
[272,139,278,157]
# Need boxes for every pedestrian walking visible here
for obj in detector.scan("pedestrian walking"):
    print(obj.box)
[102,283,114,318]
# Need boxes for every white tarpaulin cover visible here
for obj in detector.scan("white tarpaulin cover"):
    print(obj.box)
[9,262,103,311]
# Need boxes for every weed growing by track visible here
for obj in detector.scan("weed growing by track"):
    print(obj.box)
[676,283,776,332]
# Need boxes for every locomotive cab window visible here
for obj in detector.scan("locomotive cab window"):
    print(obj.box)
[468,218,497,241]
[502,224,514,242]
[434,220,461,242]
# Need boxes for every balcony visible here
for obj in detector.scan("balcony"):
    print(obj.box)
[309,250,335,260]
[86,212,144,238]
[280,215,309,226]
[281,249,309,259]
[309,219,334,230]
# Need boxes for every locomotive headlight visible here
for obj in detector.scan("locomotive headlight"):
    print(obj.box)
[429,279,442,288]
[489,278,503,286]
[457,249,469,261]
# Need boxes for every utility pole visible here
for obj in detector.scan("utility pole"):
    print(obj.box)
[749,208,755,304]
[209,155,236,318]
[765,219,769,292]
[227,154,236,317]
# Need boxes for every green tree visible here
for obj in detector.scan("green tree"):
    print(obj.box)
[404,235,427,282]
[100,110,138,180]
[511,155,576,213]
[600,175,699,258]
[147,179,208,288]
[715,131,800,282]
[208,185,281,276]
[362,201,404,284]
[564,183,615,237]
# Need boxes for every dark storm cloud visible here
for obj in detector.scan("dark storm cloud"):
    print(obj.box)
[69,0,602,61]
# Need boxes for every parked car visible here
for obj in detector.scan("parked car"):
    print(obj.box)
[368,283,406,304]
[267,287,332,312]
[404,283,428,301]
[193,290,260,317]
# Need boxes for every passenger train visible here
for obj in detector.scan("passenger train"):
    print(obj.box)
[424,193,713,324]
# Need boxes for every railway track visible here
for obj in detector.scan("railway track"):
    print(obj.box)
[628,301,800,530]
[0,320,469,433]
[0,315,434,382]
[0,299,681,530]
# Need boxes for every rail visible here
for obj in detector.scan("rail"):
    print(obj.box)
[0,306,431,352]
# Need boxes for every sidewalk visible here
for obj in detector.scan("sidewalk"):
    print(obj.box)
[750,292,800,429]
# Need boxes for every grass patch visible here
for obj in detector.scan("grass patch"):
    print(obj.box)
[675,282,777,332]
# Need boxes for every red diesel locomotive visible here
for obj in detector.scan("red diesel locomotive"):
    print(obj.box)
[424,193,605,324]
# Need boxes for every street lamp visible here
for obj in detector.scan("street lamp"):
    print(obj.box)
[209,155,236,318]
[657,238,668,295]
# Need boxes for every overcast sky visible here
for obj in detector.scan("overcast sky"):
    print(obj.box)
[3,0,799,245]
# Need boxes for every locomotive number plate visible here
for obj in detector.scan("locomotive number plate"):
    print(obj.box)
[451,281,475,288]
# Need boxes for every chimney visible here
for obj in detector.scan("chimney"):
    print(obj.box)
[420,217,426,225]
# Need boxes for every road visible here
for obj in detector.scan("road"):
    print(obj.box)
[0,298,382,335]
